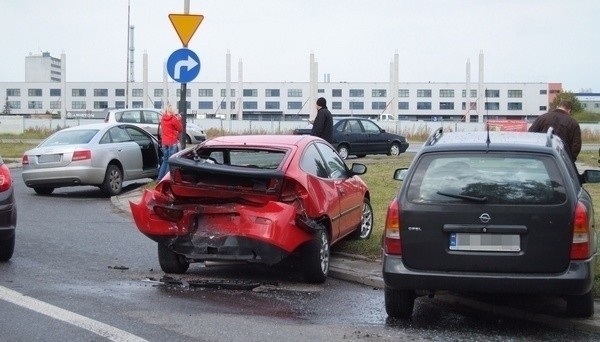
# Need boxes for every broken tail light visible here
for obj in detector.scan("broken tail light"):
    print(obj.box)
[153,205,184,222]
[571,201,592,260]
[384,197,402,255]
[0,164,12,192]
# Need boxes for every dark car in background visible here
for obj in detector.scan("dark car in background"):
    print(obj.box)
[0,156,17,261]
[383,128,600,318]
[131,134,373,283]
[293,118,409,159]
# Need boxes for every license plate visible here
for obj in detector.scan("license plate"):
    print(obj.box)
[449,233,520,252]
[37,154,62,163]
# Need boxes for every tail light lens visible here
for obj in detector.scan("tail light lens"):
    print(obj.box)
[0,164,12,192]
[22,155,29,166]
[72,150,92,161]
[384,197,402,255]
[571,201,592,260]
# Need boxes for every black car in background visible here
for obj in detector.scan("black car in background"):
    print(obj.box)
[0,156,16,261]
[383,128,600,318]
[293,118,409,159]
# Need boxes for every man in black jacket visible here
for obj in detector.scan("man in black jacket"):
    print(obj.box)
[311,97,333,143]
[529,100,581,162]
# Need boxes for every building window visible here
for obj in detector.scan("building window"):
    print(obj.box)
[318,89,324,93]
[115,101,125,109]
[439,89,454,98]
[508,90,522,98]
[462,89,477,98]
[485,89,500,98]
[331,102,342,110]
[154,101,162,109]
[417,89,432,97]
[115,89,125,96]
[72,89,86,97]
[372,102,386,110]
[288,89,302,97]
[349,102,364,110]
[94,101,109,109]
[176,101,191,109]
[439,102,454,110]
[539,106,547,111]
[94,89,108,96]
[372,89,386,97]
[507,102,522,110]
[332,89,342,97]
[72,101,86,109]
[28,101,42,109]
[132,101,144,108]
[7,101,20,109]
[549,89,560,94]
[243,89,257,97]
[265,101,280,109]
[132,89,143,97]
[28,89,42,96]
[287,101,302,110]
[154,89,163,97]
[6,89,20,97]
[398,89,409,97]
[265,89,280,97]
[198,89,213,97]
[540,89,547,95]
[50,89,61,97]
[198,101,213,109]
[220,89,235,97]
[462,102,477,110]
[417,102,432,110]
[50,101,61,109]
[176,89,191,97]
[398,102,409,110]
[485,102,500,110]
[243,101,258,109]
[349,89,364,97]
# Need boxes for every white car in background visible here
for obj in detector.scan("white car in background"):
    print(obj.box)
[103,108,207,144]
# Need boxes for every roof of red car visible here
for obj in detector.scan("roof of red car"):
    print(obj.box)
[202,134,316,148]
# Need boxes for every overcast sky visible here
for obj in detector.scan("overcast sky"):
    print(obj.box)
[1,0,598,92]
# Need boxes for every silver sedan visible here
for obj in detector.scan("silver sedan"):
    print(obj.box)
[22,123,160,196]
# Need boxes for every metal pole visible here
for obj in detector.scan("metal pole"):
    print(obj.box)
[178,0,191,148]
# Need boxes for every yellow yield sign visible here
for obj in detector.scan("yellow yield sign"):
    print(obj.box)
[169,14,204,47]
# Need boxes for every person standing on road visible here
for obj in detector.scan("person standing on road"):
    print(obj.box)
[310,97,333,143]
[528,100,581,162]
[157,105,183,180]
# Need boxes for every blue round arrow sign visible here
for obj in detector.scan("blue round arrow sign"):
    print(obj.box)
[167,48,200,83]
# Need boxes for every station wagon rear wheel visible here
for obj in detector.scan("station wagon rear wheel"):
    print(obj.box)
[101,164,123,196]
[389,142,401,156]
[158,243,190,274]
[566,290,594,317]
[301,229,330,283]
[350,198,373,240]
[384,286,415,319]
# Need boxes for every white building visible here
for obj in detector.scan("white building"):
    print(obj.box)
[25,52,62,83]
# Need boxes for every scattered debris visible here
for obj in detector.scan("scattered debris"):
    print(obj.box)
[108,265,129,270]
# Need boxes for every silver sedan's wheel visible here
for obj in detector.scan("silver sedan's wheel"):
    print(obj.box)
[101,164,123,196]
[389,143,401,156]
[350,198,373,239]
[337,145,349,160]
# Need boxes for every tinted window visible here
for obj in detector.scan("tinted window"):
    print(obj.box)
[315,142,347,179]
[117,110,142,124]
[126,126,152,144]
[361,120,380,133]
[406,153,566,205]
[300,144,328,178]
[41,129,98,146]
[104,127,132,143]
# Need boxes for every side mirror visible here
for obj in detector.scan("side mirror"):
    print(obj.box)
[350,163,367,175]
[582,169,600,184]
[393,168,408,181]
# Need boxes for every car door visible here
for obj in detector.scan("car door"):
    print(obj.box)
[360,119,388,153]
[140,110,160,136]
[337,119,368,154]
[315,142,364,241]
[100,126,143,179]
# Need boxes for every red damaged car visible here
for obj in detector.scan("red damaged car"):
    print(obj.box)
[130,135,373,283]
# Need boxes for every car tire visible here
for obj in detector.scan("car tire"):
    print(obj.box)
[566,290,594,317]
[350,198,373,240]
[337,145,350,160]
[158,243,190,274]
[33,187,54,195]
[389,142,401,156]
[384,286,415,319]
[0,235,15,262]
[101,164,123,196]
[301,229,330,284]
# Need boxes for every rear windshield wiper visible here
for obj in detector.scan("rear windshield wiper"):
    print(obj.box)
[436,191,488,203]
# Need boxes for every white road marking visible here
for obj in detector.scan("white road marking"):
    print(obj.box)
[0,285,147,341]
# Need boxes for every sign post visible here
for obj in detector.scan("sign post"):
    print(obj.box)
[168,1,204,148]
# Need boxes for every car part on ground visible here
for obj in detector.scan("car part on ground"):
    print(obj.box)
[382,127,600,318]
[131,134,372,283]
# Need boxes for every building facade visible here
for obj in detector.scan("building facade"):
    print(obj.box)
[25,52,62,83]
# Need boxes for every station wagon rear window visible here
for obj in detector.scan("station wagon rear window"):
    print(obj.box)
[406,153,567,205]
